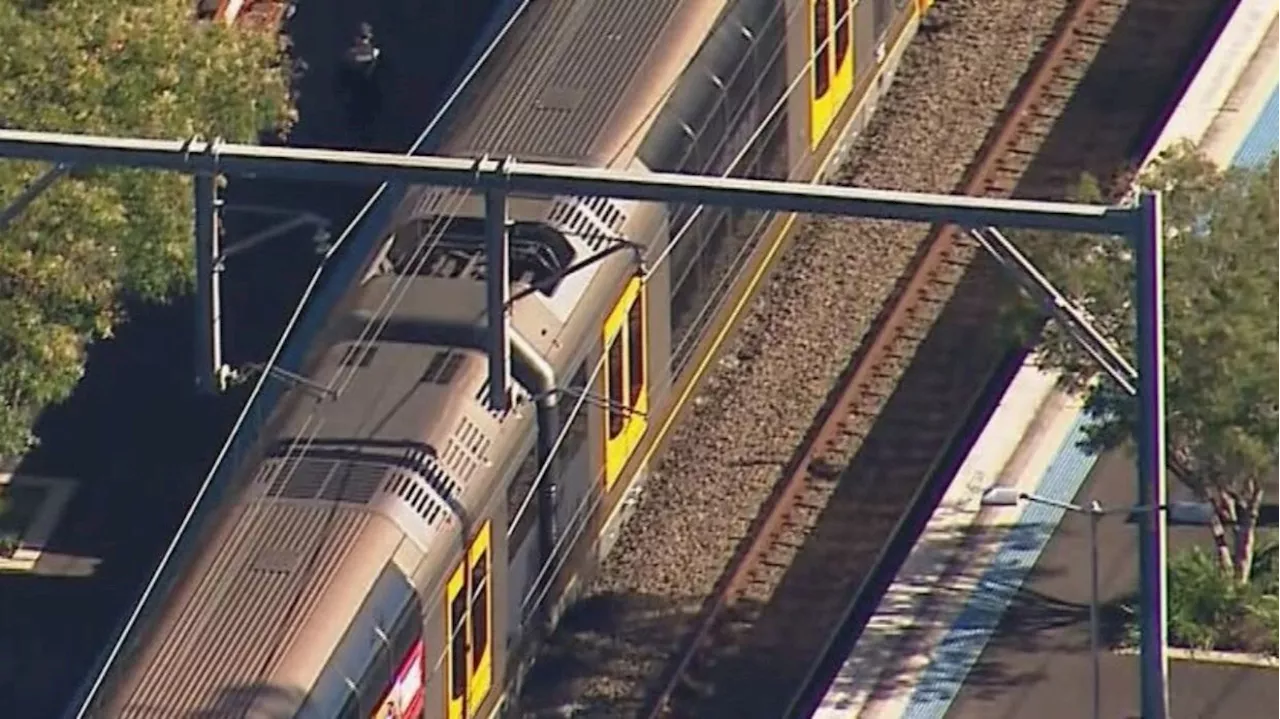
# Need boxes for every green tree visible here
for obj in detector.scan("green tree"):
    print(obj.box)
[0,0,294,457]
[1016,143,1278,585]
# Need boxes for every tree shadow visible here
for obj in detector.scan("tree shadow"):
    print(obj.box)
[997,0,1228,202]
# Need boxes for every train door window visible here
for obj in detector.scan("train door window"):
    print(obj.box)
[811,0,831,99]
[835,0,851,71]
[470,561,488,671]
[606,332,626,440]
[446,522,493,719]
[467,521,492,712]
[627,299,645,408]
[446,564,467,719]
[603,277,649,490]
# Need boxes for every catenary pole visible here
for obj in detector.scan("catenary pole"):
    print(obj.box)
[1134,190,1170,718]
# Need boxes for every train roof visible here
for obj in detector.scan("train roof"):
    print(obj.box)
[102,494,425,717]
[437,0,728,166]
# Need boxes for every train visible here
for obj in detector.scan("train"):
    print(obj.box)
[91,0,932,717]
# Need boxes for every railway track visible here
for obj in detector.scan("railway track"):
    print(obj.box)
[637,0,1229,716]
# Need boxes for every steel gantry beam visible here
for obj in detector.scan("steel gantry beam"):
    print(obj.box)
[0,127,1169,715]
[0,129,1139,234]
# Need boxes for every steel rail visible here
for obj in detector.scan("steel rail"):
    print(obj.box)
[638,0,1140,714]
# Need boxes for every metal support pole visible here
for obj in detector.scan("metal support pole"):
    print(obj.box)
[485,188,511,414]
[1088,500,1103,719]
[194,174,224,395]
[970,227,1138,396]
[0,163,72,232]
[218,211,331,262]
[1134,190,1169,719]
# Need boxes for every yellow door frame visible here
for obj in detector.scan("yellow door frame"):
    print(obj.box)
[603,276,648,490]
[466,521,492,712]
[445,521,493,719]
[809,0,856,149]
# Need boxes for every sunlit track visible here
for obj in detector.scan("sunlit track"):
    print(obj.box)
[642,0,1233,716]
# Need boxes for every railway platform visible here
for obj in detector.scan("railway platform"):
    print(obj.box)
[808,1,1279,717]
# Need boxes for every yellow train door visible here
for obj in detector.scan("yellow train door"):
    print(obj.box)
[466,522,492,711]
[603,276,648,491]
[809,0,856,149]
[445,562,467,719]
[445,520,493,719]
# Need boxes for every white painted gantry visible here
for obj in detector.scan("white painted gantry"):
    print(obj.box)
[0,128,1173,719]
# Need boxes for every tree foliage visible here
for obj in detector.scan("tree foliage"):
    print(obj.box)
[0,0,294,457]
[1015,143,1279,584]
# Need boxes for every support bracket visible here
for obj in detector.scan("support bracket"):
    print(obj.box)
[193,193,333,395]
[968,226,1137,394]
[218,204,332,262]
[233,363,338,402]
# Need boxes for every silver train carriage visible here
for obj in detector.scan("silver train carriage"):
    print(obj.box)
[90,0,932,717]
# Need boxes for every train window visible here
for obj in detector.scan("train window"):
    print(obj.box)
[812,0,831,99]
[449,589,467,702]
[470,553,489,672]
[465,522,493,712]
[835,0,851,69]
[555,363,590,461]
[627,298,645,408]
[506,444,540,541]
[722,15,763,175]
[606,333,625,440]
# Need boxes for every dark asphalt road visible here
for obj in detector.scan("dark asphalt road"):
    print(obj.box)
[946,450,1279,719]
[0,2,497,716]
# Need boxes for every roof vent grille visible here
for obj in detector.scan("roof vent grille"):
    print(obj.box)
[545,196,628,253]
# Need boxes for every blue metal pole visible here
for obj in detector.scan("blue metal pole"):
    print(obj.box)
[1134,190,1169,718]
